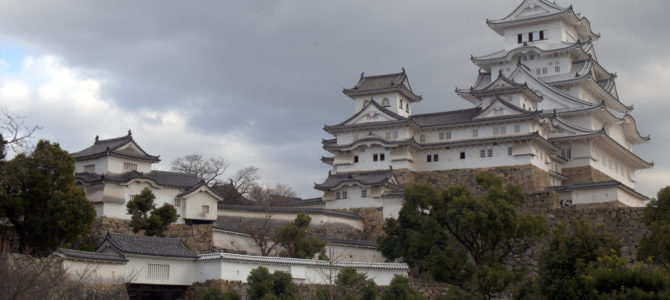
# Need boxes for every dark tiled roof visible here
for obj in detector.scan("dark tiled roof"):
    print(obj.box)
[217,205,364,220]
[99,232,197,259]
[315,169,399,191]
[410,107,482,127]
[55,248,128,263]
[322,238,379,248]
[72,131,160,162]
[343,69,422,101]
[381,189,404,198]
[546,180,648,200]
[76,170,203,189]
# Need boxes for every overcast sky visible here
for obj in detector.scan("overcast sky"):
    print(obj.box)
[0,0,668,198]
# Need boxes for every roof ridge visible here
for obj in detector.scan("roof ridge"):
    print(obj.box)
[410,107,481,118]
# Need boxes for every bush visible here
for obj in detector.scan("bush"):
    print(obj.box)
[247,266,299,300]
[380,275,425,300]
[199,286,240,300]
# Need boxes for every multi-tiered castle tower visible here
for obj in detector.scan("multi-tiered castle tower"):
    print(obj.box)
[315,0,652,217]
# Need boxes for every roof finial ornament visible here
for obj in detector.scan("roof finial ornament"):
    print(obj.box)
[95,135,99,142]
[360,72,365,80]
[553,108,557,117]
[401,67,406,74]
[127,129,132,136]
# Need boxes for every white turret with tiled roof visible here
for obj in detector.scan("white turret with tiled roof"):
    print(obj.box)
[316,0,651,210]
[73,131,221,223]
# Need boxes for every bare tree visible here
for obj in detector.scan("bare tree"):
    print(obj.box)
[247,183,297,206]
[247,212,280,256]
[171,154,230,185]
[1,108,41,155]
[228,165,260,197]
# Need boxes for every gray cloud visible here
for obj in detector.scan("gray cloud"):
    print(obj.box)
[0,0,668,197]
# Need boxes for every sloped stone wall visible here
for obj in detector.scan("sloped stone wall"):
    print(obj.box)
[393,164,551,194]
[561,166,613,185]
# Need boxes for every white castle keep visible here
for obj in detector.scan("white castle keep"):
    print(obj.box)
[315,0,652,216]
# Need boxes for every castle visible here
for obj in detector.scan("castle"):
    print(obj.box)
[315,0,652,217]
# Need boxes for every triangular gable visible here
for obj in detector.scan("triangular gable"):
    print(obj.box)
[508,65,593,111]
[343,100,406,126]
[178,184,224,201]
[116,142,146,156]
[478,73,520,91]
[497,0,566,23]
[474,97,530,120]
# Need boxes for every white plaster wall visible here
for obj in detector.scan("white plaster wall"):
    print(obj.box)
[106,156,152,173]
[75,157,109,174]
[616,188,646,207]
[502,20,563,48]
[183,191,218,221]
[217,210,363,231]
[125,256,196,285]
[63,260,126,284]
[382,198,403,219]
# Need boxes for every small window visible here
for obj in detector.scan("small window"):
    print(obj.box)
[342,191,348,199]
[539,30,545,40]
[460,152,466,160]
[354,156,359,163]
[202,205,210,215]
[405,103,409,113]
[508,147,513,156]
[566,148,572,159]
[147,264,169,280]
[380,154,385,161]
[175,198,182,207]
[517,34,523,44]
[128,194,138,201]
[536,68,541,75]
[426,155,432,162]
[542,67,548,74]
[373,154,378,161]
[382,98,390,106]
[487,149,493,157]
[386,131,392,139]
[439,132,445,140]
[392,131,398,139]
[433,154,439,162]
[472,129,478,137]
[500,126,506,134]
[124,162,138,171]
[335,192,341,200]
[445,131,451,139]
[528,32,534,42]
[493,127,499,135]
[84,164,95,173]
[514,125,521,133]
[419,135,426,142]
[555,65,560,73]
[480,150,486,158]
[361,190,367,198]
[399,99,403,109]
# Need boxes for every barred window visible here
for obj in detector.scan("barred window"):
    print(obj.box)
[342,191,348,199]
[392,131,398,139]
[175,198,182,207]
[202,205,209,215]
[84,164,95,173]
[361,190,367,198]
[147,264,169,280]
[472,129,478,137]
[124,162,137,171]
[335,192,341,200]
[419,135,426,142]
[487,149,493,157]
[508,147,513,156]
[514,125,521,133]
[480,150,486,158]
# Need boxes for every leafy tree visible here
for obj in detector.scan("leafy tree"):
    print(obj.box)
[0,140,95,256]
[581,251,670,299]
[380,275,425,300]
[273,212,326,259]
[247,266,299,300]
[126,188,178,237]
[378,172,546,299]
[638,186,670,267]
[317,267,377,300]
[199,286,241,300]
[538,218,621,300]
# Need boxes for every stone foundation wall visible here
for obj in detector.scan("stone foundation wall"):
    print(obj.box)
[561,166,613,185]
[393,164,551,194]
[92,217,216,253]
[334,207,385,241]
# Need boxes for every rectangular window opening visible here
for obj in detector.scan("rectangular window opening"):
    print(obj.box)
[335,192,341,200]
[84,164,95,173]
[380,154,385,161]
[508,147,513,156]
[354,156,359,163]
[517,34,523,44]
[342,191,348,199]
[528,32,534,42]
[539,30,545,40]
[373,154,378,161]
[487,149,493,157]
[361,190,367,198]
[480,150,486,158]
[472,129,478,137]
[147,264,169,280]
[124,162,138,171]
[433,154,439,162]
[426,155,432,162]
[460,152,466,160]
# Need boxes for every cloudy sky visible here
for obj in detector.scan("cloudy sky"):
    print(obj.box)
[0,0,668,198]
